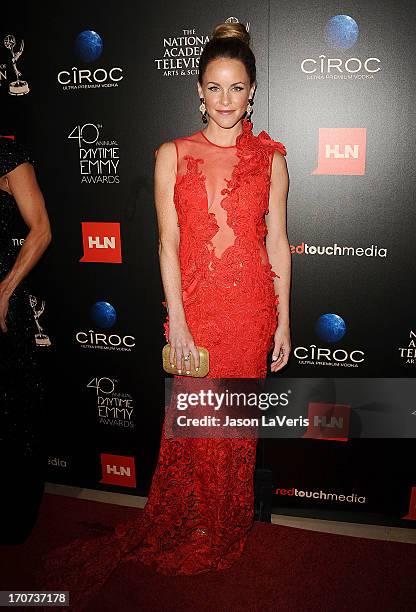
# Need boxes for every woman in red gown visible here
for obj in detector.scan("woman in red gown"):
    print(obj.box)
[40,21,291,610]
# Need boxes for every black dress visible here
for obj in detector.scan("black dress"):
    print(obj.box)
[0,136,45,544]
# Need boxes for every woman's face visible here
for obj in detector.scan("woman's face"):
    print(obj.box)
[197,57,256,129]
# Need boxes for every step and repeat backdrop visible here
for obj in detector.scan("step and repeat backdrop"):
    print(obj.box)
[1,0,415,526]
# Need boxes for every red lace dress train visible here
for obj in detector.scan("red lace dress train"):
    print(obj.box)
[37,119,286,610]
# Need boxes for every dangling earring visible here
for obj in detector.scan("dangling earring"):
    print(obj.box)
[199,97,208,123]
[246,97,254,120]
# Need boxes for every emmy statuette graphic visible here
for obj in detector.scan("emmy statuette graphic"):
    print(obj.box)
[4,34,30,95]
[29,294,51,346]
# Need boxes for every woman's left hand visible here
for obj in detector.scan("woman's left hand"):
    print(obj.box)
[0,282,10,333]
[270,323,291,372]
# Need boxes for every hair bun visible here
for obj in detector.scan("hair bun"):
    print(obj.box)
[211,21,250,46]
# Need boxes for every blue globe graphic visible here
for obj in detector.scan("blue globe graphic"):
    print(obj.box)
[90,301,116,329]
[315,314,346,343]
[325,15,359,49]
[74,30,103,62]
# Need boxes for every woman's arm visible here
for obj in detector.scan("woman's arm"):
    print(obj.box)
[265,149,291,371]
[154,143,200,371]
[0,162,51,332]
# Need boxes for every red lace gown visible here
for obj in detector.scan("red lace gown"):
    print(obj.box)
[38,118,286,610]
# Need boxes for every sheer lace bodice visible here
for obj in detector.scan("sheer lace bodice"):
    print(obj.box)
[164,118,287,377]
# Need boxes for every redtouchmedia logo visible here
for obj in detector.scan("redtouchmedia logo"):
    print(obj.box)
[312,127,366,175]
[100,453,136,488]
[80,222,122,263]
[275,486,366,505]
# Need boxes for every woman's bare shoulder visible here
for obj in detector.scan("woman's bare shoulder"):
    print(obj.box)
[271,148,288,172]
[154,140,176,162]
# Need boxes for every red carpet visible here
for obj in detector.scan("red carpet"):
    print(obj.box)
[0,493,415,611]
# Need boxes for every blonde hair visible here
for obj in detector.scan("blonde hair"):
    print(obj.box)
[211,22,250,46]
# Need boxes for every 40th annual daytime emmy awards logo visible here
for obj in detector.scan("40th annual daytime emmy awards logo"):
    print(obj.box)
[87,376,136,430]
[67,122,120,184]
[3,34,30,95]
[156,16,250,77]
[300,15,381,80]
[57,30,123,91]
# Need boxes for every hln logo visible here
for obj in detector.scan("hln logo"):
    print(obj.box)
[324,144,359,159]
[313,416,344,428]
[80,221,122,263]
[88,235,116,249]
[106,464,130,476]
[100,453,136,488]
[312,127,366,175]
[403,486,416,520]
[303,402,351,442]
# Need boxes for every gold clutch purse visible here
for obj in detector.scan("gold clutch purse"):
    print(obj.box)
[162,343,209,377]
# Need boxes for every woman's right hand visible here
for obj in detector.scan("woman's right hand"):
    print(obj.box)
[168,318,200,373]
